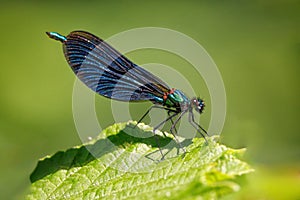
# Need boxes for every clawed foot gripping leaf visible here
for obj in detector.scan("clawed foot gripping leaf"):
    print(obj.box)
[27,121,253,200]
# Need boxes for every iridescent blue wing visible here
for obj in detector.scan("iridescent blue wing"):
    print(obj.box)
[63,31,170,101]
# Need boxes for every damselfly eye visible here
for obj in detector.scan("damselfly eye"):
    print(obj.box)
[191,97,205,114]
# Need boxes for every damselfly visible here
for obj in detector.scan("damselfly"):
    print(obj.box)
[46,31,208,157]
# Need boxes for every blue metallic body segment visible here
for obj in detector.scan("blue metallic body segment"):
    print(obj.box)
[172,90,190,103]
[160,89,190,109]
[62,31,170,102]
[46,32,67,42]
[152,96,164,104]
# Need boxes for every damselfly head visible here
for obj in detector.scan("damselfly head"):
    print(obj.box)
[191,97,205,114]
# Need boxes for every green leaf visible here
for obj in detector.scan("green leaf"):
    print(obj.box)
[27,122,253,200]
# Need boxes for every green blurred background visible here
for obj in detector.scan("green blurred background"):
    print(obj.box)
[0,1,299,199]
